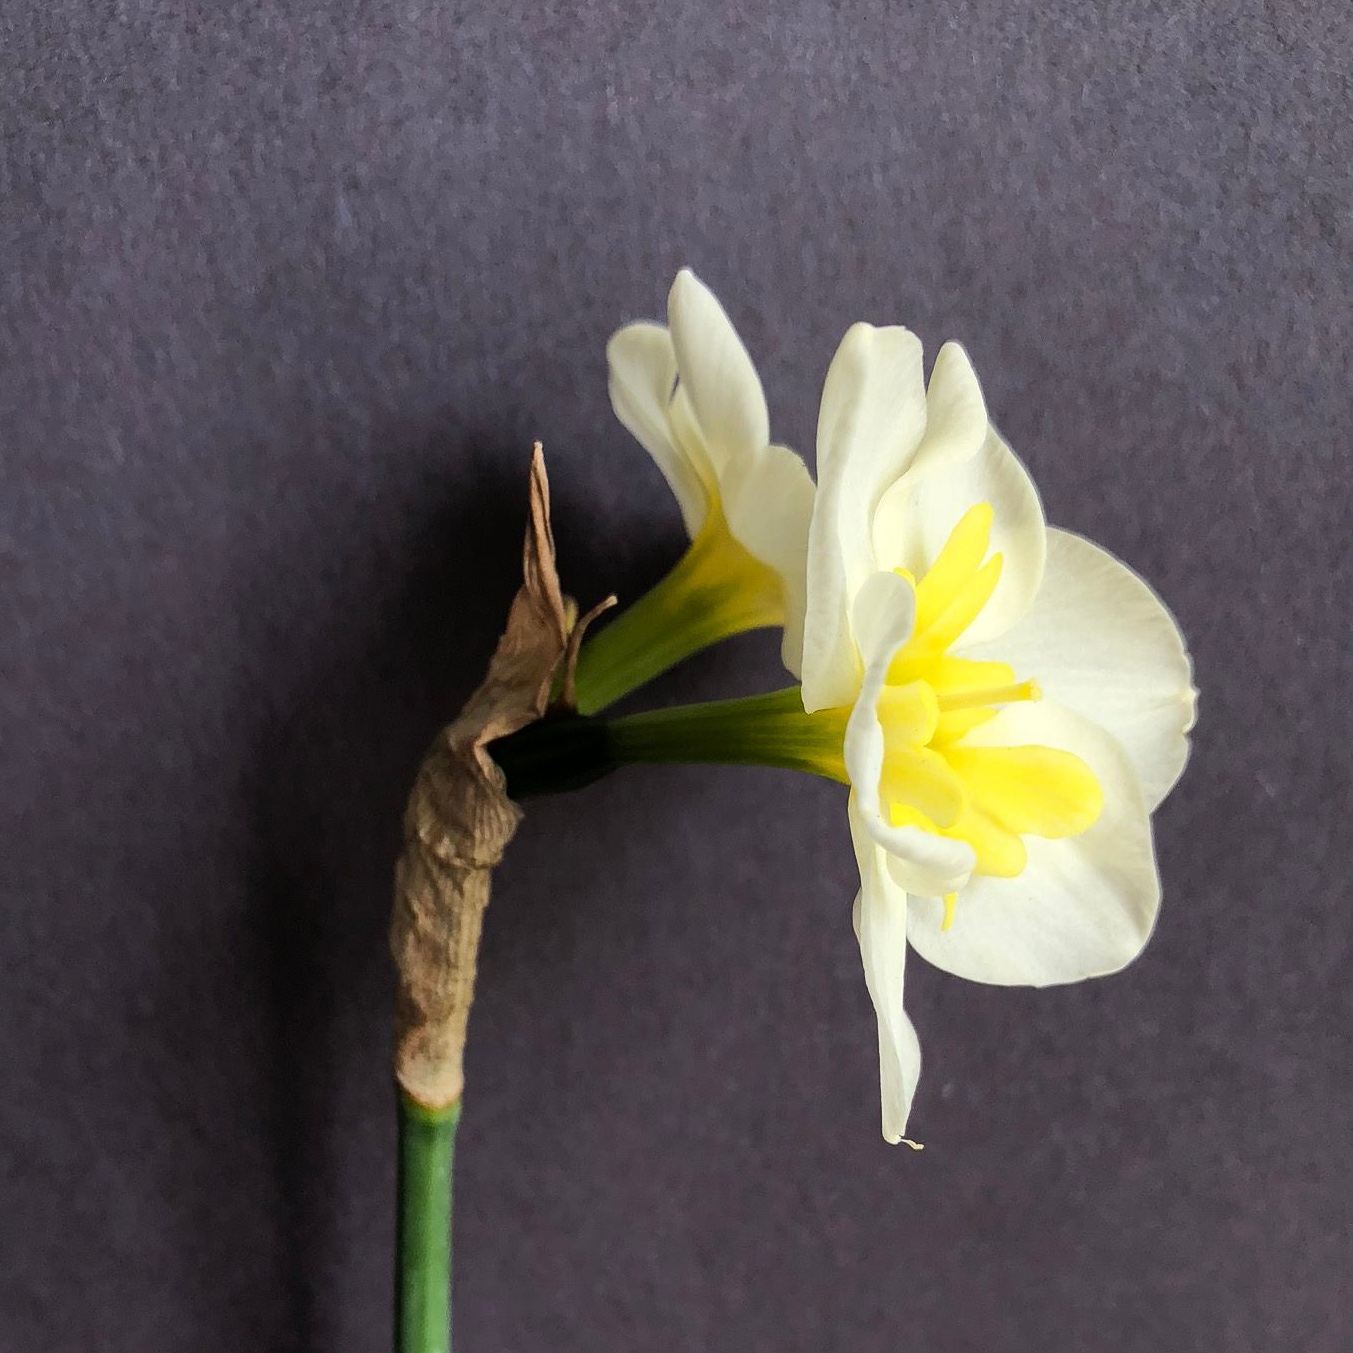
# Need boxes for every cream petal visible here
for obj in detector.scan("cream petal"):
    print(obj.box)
[849,802,924,1145]
[802,324,927,710]
[720,441,817,675]
[960,528,1197,810]
[607,322,711,539]
[906,341,989,480]
[908,700,1161,987]
[873,423,1046,645]
[666,269,769,470]
[843,578,977,895]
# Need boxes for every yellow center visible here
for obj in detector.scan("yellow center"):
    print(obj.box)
[877,504,1103,927]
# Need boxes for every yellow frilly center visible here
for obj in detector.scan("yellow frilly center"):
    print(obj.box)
[879,504,1103,927]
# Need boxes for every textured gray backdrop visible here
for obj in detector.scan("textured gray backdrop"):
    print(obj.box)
[3,2,1349,1350]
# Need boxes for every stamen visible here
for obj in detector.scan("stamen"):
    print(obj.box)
[935,678,1041,712]
[940,891,957,932]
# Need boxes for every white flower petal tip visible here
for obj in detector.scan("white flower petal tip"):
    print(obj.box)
[666,268,770,462]
[606,322,708,539]
[906,341,989,479]
[801,324,929,711]
[598,273,818,694]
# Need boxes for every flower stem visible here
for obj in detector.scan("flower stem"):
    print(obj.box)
[396,1093,461,1353]
[608,687,849,782]
[488,689,850,798]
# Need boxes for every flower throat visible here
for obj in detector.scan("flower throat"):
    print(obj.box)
[873,503,1102,926]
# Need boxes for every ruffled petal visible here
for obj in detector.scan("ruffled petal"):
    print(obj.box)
[960,528,1197,810]
[849,802,924,1145]
[908,700,1160,987]
[721,441,817,675]
[666,269,769,471]
[802,324,927,710]
[607,321,711,539]
[842,573,977,895]
[873,423,1046,645]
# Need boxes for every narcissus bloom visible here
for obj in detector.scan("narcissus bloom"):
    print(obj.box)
[798,324,1196,1142]
[571,270,815,713]
[568,276,1195,1145]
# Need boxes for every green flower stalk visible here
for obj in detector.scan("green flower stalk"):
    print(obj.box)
[491,687,849,798]
[396,1097,460,1353]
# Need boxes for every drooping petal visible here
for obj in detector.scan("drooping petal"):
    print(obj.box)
[907,700,1160,987]
[666,268,770,470]
[873,423,1046,646]
[607,322,711,539]
[721,441,817,674]
[849,801,923,1145]
[842,572,976,896]
[802,324,927,710]
[960,528,1197,810]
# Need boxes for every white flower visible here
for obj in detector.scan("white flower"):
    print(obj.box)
[587,279,1196,1145]
[574,271,815,713]
[798,324,1197,1144]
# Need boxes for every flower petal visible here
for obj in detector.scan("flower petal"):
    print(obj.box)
[907,341,989,480]
[873,423,1046,646]
[607,321,711,539]
[843,572,977,895]
[908,700,1160,987]
[849,802,923,1145]
[721,441,817,675]
[802,324,927,710]
[960,528,1197,810]
[666,269,769,470]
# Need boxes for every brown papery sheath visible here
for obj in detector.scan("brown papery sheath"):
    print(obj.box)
[390,444,571,1110]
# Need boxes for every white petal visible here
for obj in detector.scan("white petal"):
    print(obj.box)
[849,803,923,1145]
[802,324,927,710]
[666,269,769,470]
[907,341,989,479]
[960,528,1197,810]
[908,700,1161,987]
[842,575,976,895]
[873,423,1046,645]
[720,442,817,675]
[607,322,710,539]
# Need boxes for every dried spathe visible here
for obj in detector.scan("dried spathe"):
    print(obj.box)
[390,445,571,1109]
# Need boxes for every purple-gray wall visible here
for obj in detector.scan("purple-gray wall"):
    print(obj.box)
[3,3,1349,1349]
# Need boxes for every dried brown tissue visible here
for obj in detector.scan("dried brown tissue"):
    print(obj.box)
[389,443,604,1109]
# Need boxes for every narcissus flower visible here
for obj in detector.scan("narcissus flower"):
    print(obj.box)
[571,270,815,714]
[562,278,1195,1145]
[797,324,1196,1142]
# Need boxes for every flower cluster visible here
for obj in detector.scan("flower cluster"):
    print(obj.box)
[574,270,1196,1144]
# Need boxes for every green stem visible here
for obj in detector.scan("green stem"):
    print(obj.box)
[488,688,851,799]
[609,687,849,782]
[396,1093,461,1353]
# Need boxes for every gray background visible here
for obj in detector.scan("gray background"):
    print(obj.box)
[3,2,1349,1350]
